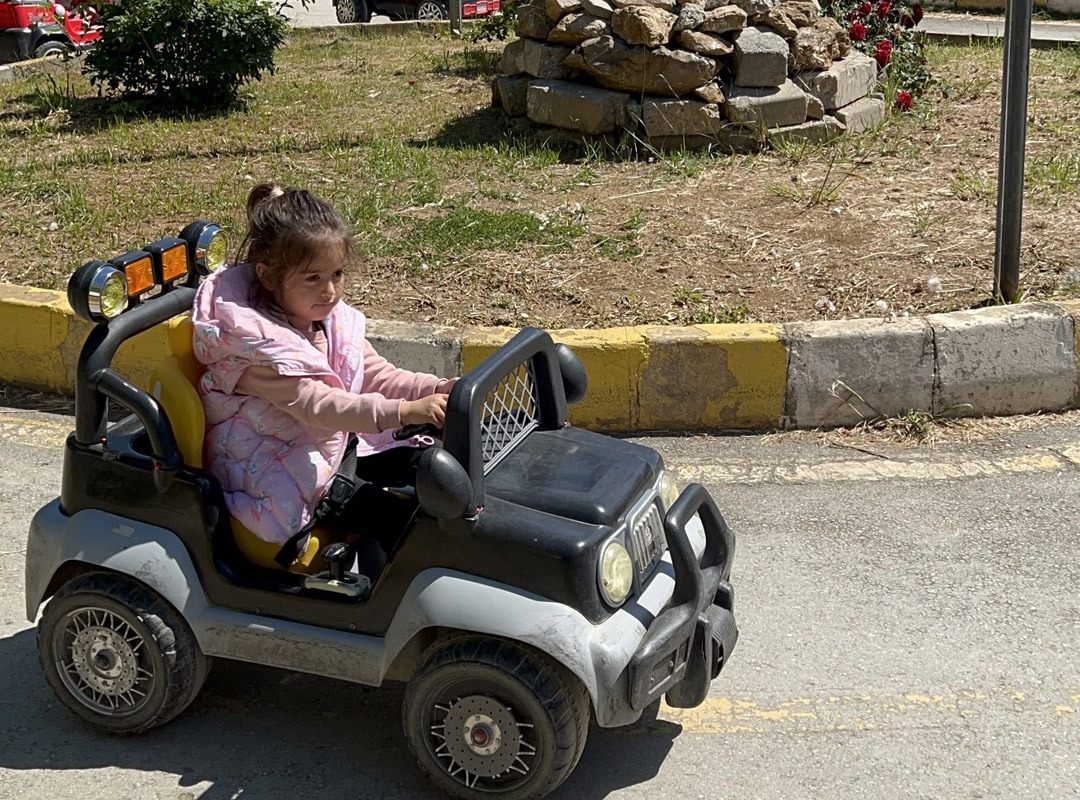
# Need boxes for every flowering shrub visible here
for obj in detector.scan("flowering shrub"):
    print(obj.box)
[824,0,933,110]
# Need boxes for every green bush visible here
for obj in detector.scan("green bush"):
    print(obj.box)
[84,0,290,109]
[466,0,518,42]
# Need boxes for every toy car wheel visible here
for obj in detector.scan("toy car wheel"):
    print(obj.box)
[335,0,369,24]
[403,638,589,800]
[33,40,70,59]
[415,0,448,19]
[37,573,209,735]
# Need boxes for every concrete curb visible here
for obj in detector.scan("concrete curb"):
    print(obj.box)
[3,284,1077,433]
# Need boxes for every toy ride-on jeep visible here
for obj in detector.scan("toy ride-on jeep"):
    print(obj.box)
[24,222,739,800]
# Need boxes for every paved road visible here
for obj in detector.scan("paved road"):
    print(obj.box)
[1,404,1078,799]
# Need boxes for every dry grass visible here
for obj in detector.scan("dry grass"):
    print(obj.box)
[0,31,1078,329]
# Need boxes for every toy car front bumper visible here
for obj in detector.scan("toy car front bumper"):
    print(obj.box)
[626,483,737,712]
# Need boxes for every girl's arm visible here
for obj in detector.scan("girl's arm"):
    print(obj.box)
[236,366,401,433]
[361,339,455,400]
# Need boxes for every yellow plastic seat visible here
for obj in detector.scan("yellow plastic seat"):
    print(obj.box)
[149,315,325,574]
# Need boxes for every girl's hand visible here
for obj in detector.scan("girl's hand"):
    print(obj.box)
[400,394,448,427]
[436,377,459,395]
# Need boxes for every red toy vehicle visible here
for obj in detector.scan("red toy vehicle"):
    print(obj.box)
[0,0,101,64]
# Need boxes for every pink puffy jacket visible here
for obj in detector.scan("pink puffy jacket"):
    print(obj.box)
[192,263,432,545]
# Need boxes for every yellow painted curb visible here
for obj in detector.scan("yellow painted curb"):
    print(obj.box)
[0,285,173,394]
[639,324,787,431]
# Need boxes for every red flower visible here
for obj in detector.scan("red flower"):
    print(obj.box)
[874,39,893,67]
[912,3,924,22]
[849,21,867,41]
[875,1,891,16]
[858,2,872,15]
[896,90,913,111]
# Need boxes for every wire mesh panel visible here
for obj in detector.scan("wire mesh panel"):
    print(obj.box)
[480,362,540,471]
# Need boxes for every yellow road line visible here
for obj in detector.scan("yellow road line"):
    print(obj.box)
[0,416,69,449]
[672,446,1079,486]
[658,689,1080,734]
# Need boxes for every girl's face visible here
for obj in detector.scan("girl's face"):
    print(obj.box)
[261,253,346,331]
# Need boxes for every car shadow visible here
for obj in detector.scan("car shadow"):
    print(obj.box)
[0,626,681,798]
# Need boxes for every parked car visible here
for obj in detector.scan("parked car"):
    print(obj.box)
[334,0,500,24]
[0,0,101,64]
[26,222,740,800]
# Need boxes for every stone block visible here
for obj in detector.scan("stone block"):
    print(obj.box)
[518,38,576,79]
[725,79,808,129]
[648,125,762,152]
[547,0,582,20]
[806,94,824,119]
[548,13,611,45]
[501,38,526,75]
[701,4,747,33]
[565,35,718,95]
[495,75,533,116]
[642,98,723,136]
[931,304,1077,416]
[518,0,557,39]
[680,29,734,55]
[785,317,936,428]
[766,115,844,145]
[732,25,790,87]
[612,5,678,46]
[580,0,615,17]
[797,51,876,110]
[527,78,630,134]
[833,94,885,134]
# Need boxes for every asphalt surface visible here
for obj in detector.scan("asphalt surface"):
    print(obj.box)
[1,404,1078,799]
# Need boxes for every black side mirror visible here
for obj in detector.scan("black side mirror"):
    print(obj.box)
[556,343,588,406]
[416,448,475,520]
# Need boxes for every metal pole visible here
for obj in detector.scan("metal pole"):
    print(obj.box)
[992,0,1033,303]
[450,0,461,35]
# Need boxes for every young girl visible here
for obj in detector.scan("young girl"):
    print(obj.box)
[192,182,456,572]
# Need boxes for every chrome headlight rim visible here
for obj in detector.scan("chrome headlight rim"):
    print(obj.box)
[598,535,634,607]
[659,471,680,512]
[180,220,228,275]
[86,265,128,321]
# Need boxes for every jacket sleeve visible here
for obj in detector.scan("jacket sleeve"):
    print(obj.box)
[236,366,402,434]
[360,338,449,400]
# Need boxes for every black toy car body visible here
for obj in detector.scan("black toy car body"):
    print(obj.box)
[25,222,739,800]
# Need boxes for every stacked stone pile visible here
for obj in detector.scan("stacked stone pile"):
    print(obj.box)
[492,0,888,150]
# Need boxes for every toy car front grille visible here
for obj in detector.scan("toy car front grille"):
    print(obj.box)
[480,362,540,472]
[630,502,666,577]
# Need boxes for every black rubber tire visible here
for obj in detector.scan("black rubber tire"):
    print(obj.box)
[33,40,69,59]
[335,0,370,24]
[414,0,448,19]
[403,637,590,800]
[37,573,209,736]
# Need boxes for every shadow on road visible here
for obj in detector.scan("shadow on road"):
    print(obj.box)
[0,626,681,798]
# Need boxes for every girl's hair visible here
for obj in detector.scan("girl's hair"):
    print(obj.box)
[239,182,351,293]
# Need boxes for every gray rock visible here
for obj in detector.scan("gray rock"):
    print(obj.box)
[548,13,612,45]
[805,93,824,119]
[518,0,557,39]
[517,38,577,79]
[495,75,533,115]
[732,25,789,87]
[796,51,876,110]
[580,0,615,18]
[832,94,885,134]
[565,35,719,95]
[757,8,797,37]
[679,29,734,56]
[766,115,845,145]
[612,5,678,47]
[501,38,526,75]
[731,0,779,15]
[527,78,630,133]
[694,80,727,103]
[781,0,819,26]
[725,78,809,128]
[642,98,724,136]
[674,2,706,31]
[546,0,583,20]
[700,4,747,34]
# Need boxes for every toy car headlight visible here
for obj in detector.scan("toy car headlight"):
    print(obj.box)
[179,221,228,275]
[68,261,128,322]
[599,539,633,606]
[660,472,680,511]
